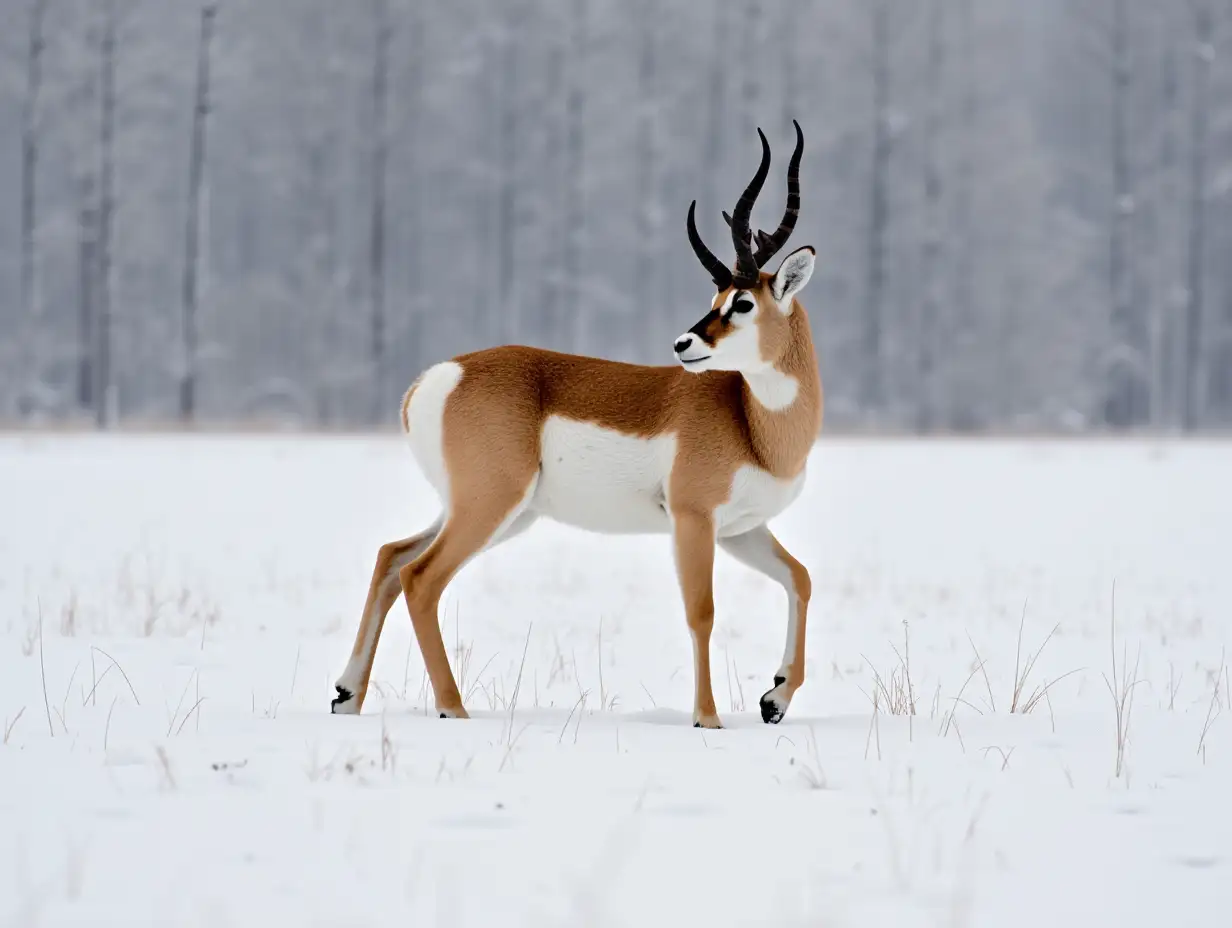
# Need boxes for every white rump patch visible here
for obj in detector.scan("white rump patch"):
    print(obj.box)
[533,417,676,534]
[403,361,463,505]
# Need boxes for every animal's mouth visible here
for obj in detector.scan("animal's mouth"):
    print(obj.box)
[679,355,711,366]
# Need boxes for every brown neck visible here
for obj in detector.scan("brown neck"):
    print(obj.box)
[741,303,822,478]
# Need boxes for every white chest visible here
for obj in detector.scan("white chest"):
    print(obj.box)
[713,464,807,537]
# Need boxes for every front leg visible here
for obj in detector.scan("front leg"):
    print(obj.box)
[672,509,722,729]
[718,524,811,724]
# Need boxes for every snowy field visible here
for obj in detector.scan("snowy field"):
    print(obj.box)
[1,433,1230,927]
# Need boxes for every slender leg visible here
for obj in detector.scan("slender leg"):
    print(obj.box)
[718,523,811,723]
[400,482,538,718]
[673,510,722,728]
[332,517,443,714]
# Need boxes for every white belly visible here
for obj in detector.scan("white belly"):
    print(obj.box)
[531,416,676,534]
[713,464,806,537]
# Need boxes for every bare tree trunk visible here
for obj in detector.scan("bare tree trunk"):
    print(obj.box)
[180,3,217,423]
[77,176,96,412]
[701,0,730,264]
[953,0,977,421]
[918,0,944,433]
[1105,0,1140,427]
[540,25,565,344]
[496,1,521,344]
[96,0,118,428]
[402,2,425,375]
[1183,1,1213,431]
[369,0,391,424]
[1151,45,1180,428]
[741,0,762,138]
[635,0,658,356]
[779,0,803,140]
[76,19,99,413]
[564,0,588,353]
[863,0,891,415]
[21,0,48,332]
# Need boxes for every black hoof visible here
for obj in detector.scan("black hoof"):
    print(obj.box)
[760,692,786,724]
[440,713,448,719]
[330,686,354,713]
[694,722,701,728]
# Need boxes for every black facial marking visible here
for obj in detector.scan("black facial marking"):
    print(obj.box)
[330,686,354,713]
[687,309,722,347]
[774,675,786,687]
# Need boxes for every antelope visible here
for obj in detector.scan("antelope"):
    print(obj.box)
[332,122,820,729]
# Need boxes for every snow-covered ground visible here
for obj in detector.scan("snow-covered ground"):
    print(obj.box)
[1,433,1229,927]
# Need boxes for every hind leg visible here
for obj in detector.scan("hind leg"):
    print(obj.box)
[332,517,443,714]
[401,478,538,718]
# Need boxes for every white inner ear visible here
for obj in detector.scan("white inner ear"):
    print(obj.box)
[772,247,816,309]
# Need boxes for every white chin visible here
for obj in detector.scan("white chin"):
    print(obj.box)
[678,356,713,372]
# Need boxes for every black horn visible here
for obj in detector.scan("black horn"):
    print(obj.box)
[721,210,771,251]
[687,200,732,290]
[729,128,772,288]
[752,119,804,267]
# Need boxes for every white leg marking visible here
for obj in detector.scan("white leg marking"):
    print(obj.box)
[718,524,801,723]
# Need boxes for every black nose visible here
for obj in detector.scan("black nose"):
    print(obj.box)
[674,336,693,354]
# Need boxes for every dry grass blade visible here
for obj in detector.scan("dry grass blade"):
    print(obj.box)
[1197,647,1225,762]
[38,600,54,737]
[861,625,917,718]
[967,633,997,713]
[940,655,987,739]
[4,707,26,745]
[1018,668,1083,715]
[500,622,534,765]
[558,690,588,744]
[166,670,199,737]
[797,725,828,789]
[90,647,141,705]
[82,665,114,707]
[1102,582,1142,779]
[174,698,207,736]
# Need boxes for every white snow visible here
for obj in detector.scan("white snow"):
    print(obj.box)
[1,433,1230,926]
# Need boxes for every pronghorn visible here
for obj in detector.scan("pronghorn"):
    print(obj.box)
[333,122,820,729]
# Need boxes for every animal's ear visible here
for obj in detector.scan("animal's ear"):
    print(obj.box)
[771,245,815,308]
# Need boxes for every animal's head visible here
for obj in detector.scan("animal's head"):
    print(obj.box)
[674,122,815,375]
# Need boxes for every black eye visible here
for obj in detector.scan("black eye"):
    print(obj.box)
[732,299,754,314]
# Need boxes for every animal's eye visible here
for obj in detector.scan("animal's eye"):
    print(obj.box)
[732,299,754,314]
